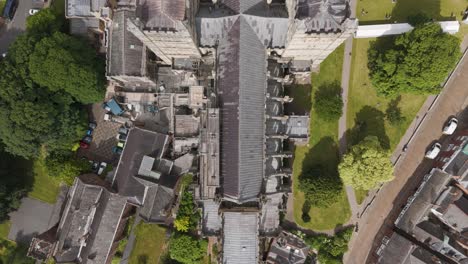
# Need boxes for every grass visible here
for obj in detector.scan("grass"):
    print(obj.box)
[347,38,427,150]
[357,0,468,23]
[354,189,369,205]
[0,221,34,264]
[28,154,60,204]
[346,38,427,201]
[291,44,351,231]
[129,223,168,264]
[0,0,6,15]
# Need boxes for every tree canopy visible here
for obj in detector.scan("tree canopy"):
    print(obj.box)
[368,23,460,97]
[305,227,353,263]
[298,165,343,207]
[314,83,343,121]
[0,9,104,158]
[168,234,207,264]
[338,136,394,190]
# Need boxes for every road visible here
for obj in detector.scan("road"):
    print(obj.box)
[344,49,468,264]
[0,0,44,54]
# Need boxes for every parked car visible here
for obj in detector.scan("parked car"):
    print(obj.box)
[425,142,442,159]
[117,140,125,149]
[112,146,123,154]
[118,126,129,135]
[97,162,107,175]
[79,141,90,149]
[116,133,127,141]
[28,9,40,15]
[91,161,99,171]
[88,122,97,130]
[86,122,97,136]
[442,117,458,135]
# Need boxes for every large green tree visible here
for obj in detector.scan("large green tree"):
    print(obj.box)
[338,136,394,190]
[169,234,207,264]
[298,165,343,207]
[368,23,460,96]
[29,32,105,104]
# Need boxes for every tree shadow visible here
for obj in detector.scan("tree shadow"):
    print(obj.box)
[358,0,454,25]
[345,106,390,150]
[138,254,148,264]
[315,81,342,98]
[385,95,406,125]
[301,200,311,223]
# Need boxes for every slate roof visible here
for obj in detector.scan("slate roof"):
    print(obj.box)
[223,212,259,264]
[107,10,145,77]
[218,15,266,203]
[112,127,169,204]
[138,0,185,29]
[267,231,309,264]
[377,233,442,264]
[396,169,452,233]
[296,0,348,32]
[139,184,174,222]
[66,0,105,17]
[55,175,128,264]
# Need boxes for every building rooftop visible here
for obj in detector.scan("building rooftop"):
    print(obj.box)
[266,231,309,264]
[112,127,169,204]
[223,212,259,264]
[137,0,185,30]
[55,175,128,264]
[66,0,106,17]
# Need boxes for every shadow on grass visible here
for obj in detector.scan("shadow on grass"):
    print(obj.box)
[358,0,453,25]
[345,106,390,150]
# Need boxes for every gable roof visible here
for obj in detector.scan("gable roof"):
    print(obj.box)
[55,175,128,264]
[218,15,266,203]
[138,0,186,29]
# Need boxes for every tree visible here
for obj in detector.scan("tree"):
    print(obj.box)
[29,32,106,104]
[368,23,460,97]
[175,190,199,232]
[174,216,190,232]
[26,8,64,36]
[169,235,207,264]
[338,136,394,190]
[0,147,33,221]
[299,165,343,207]
[314,83,343,121]
[45,152,91,185]
[385,96,406,125]
[304,227,354,263]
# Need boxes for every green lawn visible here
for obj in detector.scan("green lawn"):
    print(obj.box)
[357,0,467,23]
[291,44,351,231]
[0,221,34,264]
[347,38,427,150]
[0,0,6,15]
[354,189,368,205]
[28,156,60,204]
[129,223,168,264]
[346,38,427,201]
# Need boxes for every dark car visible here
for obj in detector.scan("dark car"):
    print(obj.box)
[81,136,92,144]
[112,146,123,155]
[118,126,129,135]
[89,122,97,130]
[116,133,127,141]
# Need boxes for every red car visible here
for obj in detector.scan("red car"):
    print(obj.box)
[79,141,90,149]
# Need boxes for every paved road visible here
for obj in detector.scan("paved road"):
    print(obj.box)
[0,0,43,54]
[344,49,468,264]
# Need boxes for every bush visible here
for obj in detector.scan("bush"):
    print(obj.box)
[169,234,207,264]
[45,153,91,185]
[304,227,354,263]
[298,166,343,207]
[175,190,199,232]
[314,82,343,121]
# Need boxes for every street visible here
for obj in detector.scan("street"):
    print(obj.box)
[344,49,468,263]
[0,0,44,54]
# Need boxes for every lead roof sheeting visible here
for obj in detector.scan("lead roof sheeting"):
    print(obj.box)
[223,212,259,264]
[296,0,348,32]
[202,200,222,233]
[243,15,288,48]
[67,0,91,17]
